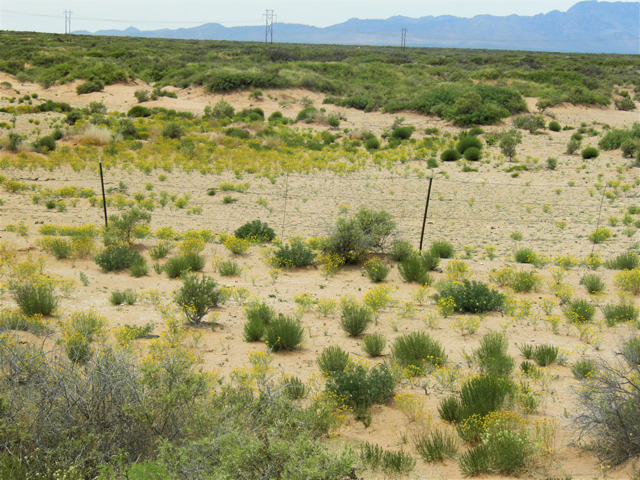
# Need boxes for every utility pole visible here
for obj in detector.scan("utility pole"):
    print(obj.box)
[401,27,407,51]
[64,10,72,34]
[263,9,276,44]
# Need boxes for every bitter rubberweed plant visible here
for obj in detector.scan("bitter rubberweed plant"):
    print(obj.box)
[532,344,559,366]
[564,298,596,324]
[571,358,597,379]
[363,258,390,283]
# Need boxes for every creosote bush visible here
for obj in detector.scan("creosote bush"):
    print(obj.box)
[173,273,222,324]
[270,237,315,268]
[234,220,275,242]
[340,300,373,336]
[564,298,596,324]
[361,333,386,357]
[434,279,504,314]
[317,345,350,375]
[264,316,305,351]
[94,245,142,272]
[391,331,447,374]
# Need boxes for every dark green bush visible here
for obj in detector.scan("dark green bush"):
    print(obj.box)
[364,137,381,150]
[326,363,396,414]
[94,245,142,272]
[391,331,447,374]
[430,240,454,259]
[243,317,265,342]
[340,302,373,336]
[513,114,545,133]
[547,157,558,170]
[36,135,56,152]
[473,331,513,377]
[317,345,350,376]
[163,256,192,278]
[581,273,605,294]
[601,301,639,326]
[438,396,462,423]
[549,121,561,132]
[564,298,596,324]
[459,374,515,420]
[234,220,275,242]
[426,157,439,168]
[440,149,461,162]
[390,240,413,262]
[127,105,151,117]
[532,344,559,366]
[581,146,600,159]
[571,358,597,379]
[224,128,250,139]
[264,316,305,351]
[463,147,481,161]
[271,238,315,268]
[605,252,638,270]
[398,253,435,285]
[129,257,149,277]
[10,281,59,317]
[76,80,104,95]
[434,279,505,314]
[456,136,482,154]
[391,126,414,140]
[161,122,183,139]
[361,333,386,357]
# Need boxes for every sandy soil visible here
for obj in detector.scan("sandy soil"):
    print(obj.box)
[0,74,639,479]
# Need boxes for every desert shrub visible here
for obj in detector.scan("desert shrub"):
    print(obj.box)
[244,300,275,325]
[340,301,373,336]
[352,207,397,252]
[183,253,205,272]
[173,273,221,324]
[134,89,149,103]
[390,240,413,262]
[149,242,172,260]
[463,147,481,161]
[363,258,390,283]
[511,270,542,293]
[270,237,315,268]
[129,257,149,277]
[614,96,636,111]
[391,126,414,140]
[458,444,491,476]
[581,273,605,294]
[582,146,599,159]
[434,279,505,314]
[572,358,597,379]
[391,331,447,374]
[163,255,191,278]
[76,80,104,95]
[10,281,59,317]
[430,240,455,259]
[359,442,416,475]
[364,137,380,150]
[426,157,439,168]
[566,137,582,154]
[513,114,545,133]
[547,157,558,170]
[622,335,640,366]
[216,259,242,276]
[438,396,462,423]
[206,99,235,119]
[588,227,613,244]
[574,340,640,466]
[103,207,151,247]
[317,345,350,376]
[440,149,461,162]
[326,363,396,415]
[456,135,482,154]
[564,298,596,324]
[499,128,523,161]
[414,427,459,463]
[601,301,639,326]
[94,245,142,272]
[37,237,71,259]
[234,220,275,242]
[473,331,513,377]
[224,127,250,139]
[161,122,183,139]
[549,121,561,132]
[513,247,536,264]
[398,253,434,285]
[614,268,640,295]
[532,344,559,366]
[361,333,386,357]
[127,105,151,117]
[110,289,129,306]
[264,316,305,352]
[459,375,515,421]
[243,316,265,342]
[605,252,639,270]
[36,135,56,152]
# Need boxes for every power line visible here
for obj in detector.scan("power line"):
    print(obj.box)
[263,9,276,45]
[401,27,407,51]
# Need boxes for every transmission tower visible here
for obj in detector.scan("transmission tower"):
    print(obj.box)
[263,9,276,44]
[401,27,407,51]
[64,10,72,34]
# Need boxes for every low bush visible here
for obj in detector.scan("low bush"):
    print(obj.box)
[513,114,545,133]
[440,149,461,162]
[270,238,315,268]
[10,281,59,317]
[547,157,558,170]
[564,298,596,324]
[513,247,536,264]
[614,268,640,295]
[572,358,597,379]
[161,122,183,139]
[359,442,416,475]
[326,363,396,416]
[622,335,640,366]
[549,121,561,132]
[149,242,172,260]
[511,269,542,293]
[390,240,413,262]
[414,427,459,463]
[129,257,149,277]
[532,344,559,366]
[473,331,514,377]
[363,258,391,282]
[361,333,386,357]
[340,301,373,336]
[164,255,191,278]
[173,273,222,324]
[265,316,305,351]
[398,253,436,285]
[438,396,462,423]
[391,126,415,140]
[430,240,455,259]
[76,80,104,95]
[459,374,515,421]
[601,300,639,326]
[216,259,242,276]
[317,345,350,375]
[456,136,482,154]
[605,252,638,270]
[434,279,505,314]
[463,146,481,161]
[37,237,71,259]
[391,331,447,374]
[582,146,600,159]
[94,245,142,272]
[364,137,380,150]
[581,273,605,294]
[36,135,56,152]
[588,227,613,244]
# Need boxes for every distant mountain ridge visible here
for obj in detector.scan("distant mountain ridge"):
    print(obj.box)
[75,1,640,54]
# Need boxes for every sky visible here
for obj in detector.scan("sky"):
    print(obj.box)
[1,0,589,33]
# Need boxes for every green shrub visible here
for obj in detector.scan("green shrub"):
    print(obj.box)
[520,360,537,375]
[398,253,434,285]
[76,80,104,95]
[391,331,447,374]
[455,135,482,154]
[513,114,545,133]
[281,375,307,400]
[245,300,275,325]
[94,245,142,272]
[458,444,491,476]
[127,105,151,117]
[518,343,534,359]
[340,301,373,336]
[271,238,315,268]
[103,207,151,247]
[109,290,126,306]
[173,273,222,324]
[414,427,459,463]
[217,259,242,276]
[581,273,605,294]
[359,442,416,475]
[233,220,275,242]
[317,345,350,376]
[601,301,639,326]
[326,363,396,414]
[390,240,413,262]
[39,237,71,259]
[129,257,149,277]
[459,374,515,420]
[353,207,397,252]
[243,317,265,342]
[440,149,461,162]
[206,99,235,119]
[605,252,639,270]
[36,135,56,152]
[549,121,561,132]
[10,281,59,317]
[532,344,559,366]
[430,240,455,259]
[438,396,462,423]
[434,279,505,314]
[264,316,305,351]
[564,298,596,324]
[582,146,600,159]
[149,242,172,260]
[473,331,514,377]
[426,157,439,168]
[615,97,636,111]
[224,127,250,139]
[161,122,183,139]
[363,258,391,282]
[566,137,582,154]
[364,137,380,150]
[164,256,191,278]
[391,126,414,140]
[361,333,386,357]
[622,335,640,366]
[588,227,613,244]
[468,127,484,136]
[547,157,558,170]
[513,247,536,264]
[572,358,597,379]
[511,270,541,293]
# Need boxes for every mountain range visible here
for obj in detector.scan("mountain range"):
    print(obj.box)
[75,1,640,54]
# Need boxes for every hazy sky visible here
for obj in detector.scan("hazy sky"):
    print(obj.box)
[1,0,587,33]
